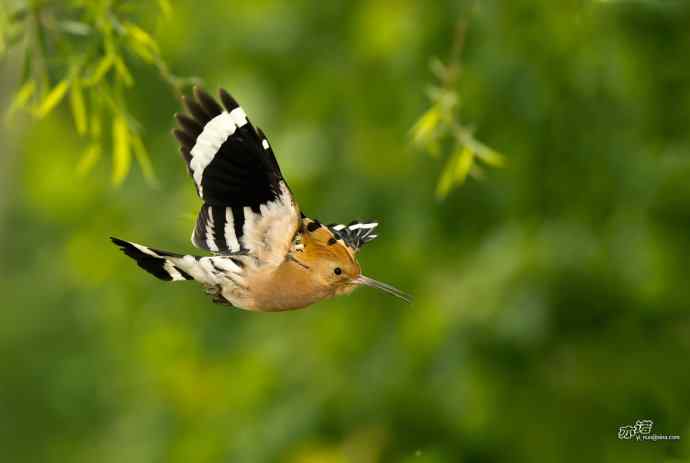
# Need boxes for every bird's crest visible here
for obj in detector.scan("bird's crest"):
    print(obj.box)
[328,220,379,252]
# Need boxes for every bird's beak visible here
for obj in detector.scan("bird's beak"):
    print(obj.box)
[355,275,412,303]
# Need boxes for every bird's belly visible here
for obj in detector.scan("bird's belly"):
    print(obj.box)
[228,273,331,312]
[224,286,329,312]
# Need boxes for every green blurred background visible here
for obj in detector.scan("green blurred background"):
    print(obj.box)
[1,0,690,462]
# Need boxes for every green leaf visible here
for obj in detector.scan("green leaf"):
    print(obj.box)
[89,90,103,139]
[112,116,131,186]
[69,76,88,135]
[411,106,441,149]
[158,0,173,17]
[113,56,134,87]
[90,109,101,139]
[131,134,159,187]
[124,22,160,63]
[126,40,155,64]
[20,46,32,83]
[6,79,35,119]
[435,147,474,199]
[454,146,474,185]
[456,131,505,169]
[85,54,114,86]
[76,144,101,176]
[435,151,459,199]
[475,147,506,168]
[35,79,70,118]
[127,25,159,53]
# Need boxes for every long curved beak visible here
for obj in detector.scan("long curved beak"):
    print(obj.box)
[355,275,412,303]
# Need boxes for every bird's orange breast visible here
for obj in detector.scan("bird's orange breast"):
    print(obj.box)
[239,258,333,311]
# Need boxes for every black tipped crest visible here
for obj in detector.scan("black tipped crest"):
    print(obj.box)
[306,220,321,232]
[329,220,379,251]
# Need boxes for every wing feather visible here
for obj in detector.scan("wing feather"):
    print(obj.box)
[175,87,299,267]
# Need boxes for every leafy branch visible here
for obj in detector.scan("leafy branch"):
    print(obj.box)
[411,20,505,199]
[2,0,198,186]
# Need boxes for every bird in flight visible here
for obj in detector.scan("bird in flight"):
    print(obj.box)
[111,87,411,311]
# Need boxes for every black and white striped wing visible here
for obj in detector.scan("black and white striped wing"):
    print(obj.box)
[328,220,379,252]
[174,88,300,267]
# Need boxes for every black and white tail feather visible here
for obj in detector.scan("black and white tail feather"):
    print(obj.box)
[111,237,194,281]
[111,237,246,304]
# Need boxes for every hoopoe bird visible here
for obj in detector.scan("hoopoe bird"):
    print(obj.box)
[111,87,411,311]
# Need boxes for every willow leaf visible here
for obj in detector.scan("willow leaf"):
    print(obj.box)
[113,56,134,87]
[475,147,506,168]
[436,151,459,199]
[112,116,131,185]
[69,76,87,134]
[36,79,70,118]
[86,54,114,86]
[454,146,474,185]
[6,79,35,119]
[131,134,158,187]
[411,106,441,150]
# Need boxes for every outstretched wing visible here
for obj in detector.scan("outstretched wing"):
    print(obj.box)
[173,88,299,267]
[328,220,379,252]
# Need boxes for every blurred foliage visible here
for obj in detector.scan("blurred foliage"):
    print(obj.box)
[411,19,505,198]
[2,1,690,463]
[1,0,194,185]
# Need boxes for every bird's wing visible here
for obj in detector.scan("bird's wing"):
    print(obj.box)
[328,220,379,252]
[173,88,300,267]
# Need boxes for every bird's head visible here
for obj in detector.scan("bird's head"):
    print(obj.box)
[297,220,411,303]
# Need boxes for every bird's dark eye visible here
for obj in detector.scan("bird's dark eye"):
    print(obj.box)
[334,267,342,275]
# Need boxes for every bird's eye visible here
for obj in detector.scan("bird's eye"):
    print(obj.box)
[334,267,342,275]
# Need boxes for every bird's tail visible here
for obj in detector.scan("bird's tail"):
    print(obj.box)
[110,237,196,282]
